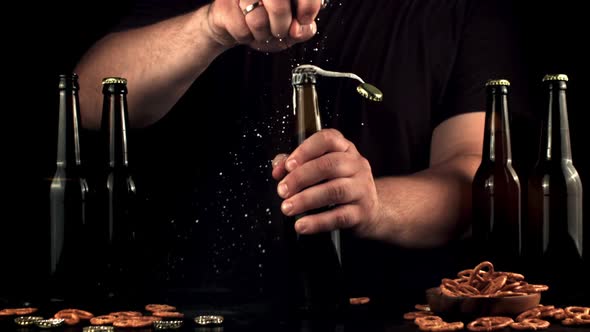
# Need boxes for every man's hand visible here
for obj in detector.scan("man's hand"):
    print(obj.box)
[272,129,381,236]
[207,0,322,52]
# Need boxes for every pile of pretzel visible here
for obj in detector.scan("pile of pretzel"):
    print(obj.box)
[440,261,548,298]
[401,261,590,331]
[405,304,590,331]
[0,303,183,329]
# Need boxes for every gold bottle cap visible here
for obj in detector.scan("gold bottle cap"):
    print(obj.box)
[542,74,569,82]
[153,320,183,330]
[102,77,128,85]
[357,83,383,102]
[485,79,510,87]
[194,315,224,325]
[14,316,44,326]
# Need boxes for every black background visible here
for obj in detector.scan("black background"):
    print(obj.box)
[2,0,589,307]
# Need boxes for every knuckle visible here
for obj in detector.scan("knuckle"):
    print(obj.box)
[233,30,254,44]
[317,156,336,173]
[247,16,269,32]
[334,210,352,229]
[267,2,291,16]
[327,182,347,203]
[359,156,371,171]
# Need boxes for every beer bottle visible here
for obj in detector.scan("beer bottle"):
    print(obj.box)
[288,65,382,318]
[472,79,522,271]
[525,74,583,301]
[48,73,90,301]
[99,77,139,299]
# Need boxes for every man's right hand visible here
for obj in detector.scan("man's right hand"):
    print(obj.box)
[206,0,322,52]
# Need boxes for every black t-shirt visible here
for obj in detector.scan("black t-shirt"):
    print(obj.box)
[115,0,528,313]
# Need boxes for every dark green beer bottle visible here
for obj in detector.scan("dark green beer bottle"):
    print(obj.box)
[99,77,139,299]
[525,74,583,302]
[49,73,90,301]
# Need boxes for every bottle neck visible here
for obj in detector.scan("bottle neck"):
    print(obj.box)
[294,83,322,144]
[482,90,513,164]
[102,91,130,168]
[543,84,572,162]
[56,87,83,168]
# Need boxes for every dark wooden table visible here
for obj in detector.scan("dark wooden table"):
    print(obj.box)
[2,305,590,332]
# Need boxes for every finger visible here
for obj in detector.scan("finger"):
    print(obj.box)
[288,19,317,43]
[294,0,321,25]
[294,204,361,234]
[208,1,250,45]
[281,177,361,216]
[263,0,293,38]
[271,153,289,180]
[285,129,357,172]
[242,0,272,41]
[278,152,365,198]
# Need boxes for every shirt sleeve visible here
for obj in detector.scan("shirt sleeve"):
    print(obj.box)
[435,0,529,127]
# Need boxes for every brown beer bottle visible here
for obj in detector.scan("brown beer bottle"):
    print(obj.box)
[48,73,90,301]
[472,79,522,271]
[287,65,382,318]
[99,77,139,298]
[290,66,347,317]
[525,74,583,301]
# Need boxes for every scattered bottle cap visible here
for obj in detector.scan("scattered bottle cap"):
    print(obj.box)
[35,318,65,329]
[14,316,44,326]
[83,326,115,332]
[154,320,184,330]
[194,314,224,326]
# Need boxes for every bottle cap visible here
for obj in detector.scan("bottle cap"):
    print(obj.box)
[485,79,510,87]
[102,77,128,85]
[542,74,569,82]
[153,320,183,330]
[357,83,383,102]
[194,315,224,325]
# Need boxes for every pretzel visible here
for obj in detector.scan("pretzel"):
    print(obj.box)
[564,306,590,317]
[56,308,94,320]
[108,311,142,318]
[514,284,549,293]
[438,261,548,298]
[516,308,540,322]
[415,315,443,327]
[90,315,116,325]
[112,316,154,328]
[0,307,38,316]
[349,297,370,305]
[414,304,431,312]
[403,310,434,320]
[548,308,566,320]
[427,322,464,331]
[54,311,80,326]
[574,314,590,325]
[152,311,184,318]
[145,304,176,312]
[467,316,513,331]
[510,318,550,330]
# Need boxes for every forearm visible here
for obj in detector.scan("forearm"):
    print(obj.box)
[75,4,227,129]
[368,154,481,248]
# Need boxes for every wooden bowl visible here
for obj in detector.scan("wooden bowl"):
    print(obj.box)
[426,287,541,320]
